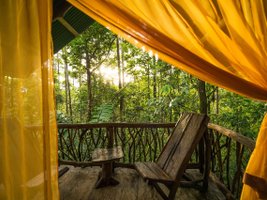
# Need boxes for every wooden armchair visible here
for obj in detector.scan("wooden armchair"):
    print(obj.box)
[134,113,210,200]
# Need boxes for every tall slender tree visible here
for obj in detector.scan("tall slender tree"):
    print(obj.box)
[116,37,124,121]
[152,57,157,99]
[197,79,207,114]
[62,48,73,122]
[69,23,116,121]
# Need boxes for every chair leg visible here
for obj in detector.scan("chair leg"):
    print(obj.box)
[112,161,115,173]
[152,182,169,200]
[168,183,179,200]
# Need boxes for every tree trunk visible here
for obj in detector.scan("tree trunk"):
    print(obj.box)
[197,79,207,114]
[121,43,125,88]
[78,64,83,122]
[121,40,125,120]
[64,57,69,115]
[152,57,157,98]
[68,77,73,122]
[63,52,73,122]
[57,53,60,74]
[216,87,219,115]
[55,53,60,111]
[86,49,92,121]
[116,37,123,121]
[147,62,150,100]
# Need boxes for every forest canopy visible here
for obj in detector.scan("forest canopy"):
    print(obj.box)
[53,22,266,139]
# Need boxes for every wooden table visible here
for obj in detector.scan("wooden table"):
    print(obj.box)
[92,146,123,188]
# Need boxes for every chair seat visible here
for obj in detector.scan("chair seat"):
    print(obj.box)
[135,162,174,184]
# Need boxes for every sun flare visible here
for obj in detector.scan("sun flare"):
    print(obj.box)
[97,65,133,86]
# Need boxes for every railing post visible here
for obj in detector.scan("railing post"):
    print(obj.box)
[107,126,114,148]
[203,130,211,191]
[199,137,204,173]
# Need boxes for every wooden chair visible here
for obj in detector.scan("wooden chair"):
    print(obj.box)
[134,113,210,200]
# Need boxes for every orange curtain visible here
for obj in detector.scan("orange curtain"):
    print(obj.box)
[0,0,59,200]
[67,0,267,199]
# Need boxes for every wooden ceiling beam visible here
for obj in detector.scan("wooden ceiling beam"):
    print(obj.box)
[53,1,79,37]
[57,17,79,37]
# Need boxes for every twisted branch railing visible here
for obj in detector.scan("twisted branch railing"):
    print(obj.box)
[58,123,174,162]
[208,123,255,199]
[57,122,255,198]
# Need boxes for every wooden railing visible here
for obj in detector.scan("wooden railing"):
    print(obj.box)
[57,122,255,199]
[57,123,174,163]
[208,123,255,199]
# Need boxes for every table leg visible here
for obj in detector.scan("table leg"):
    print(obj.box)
[95,162,119,188]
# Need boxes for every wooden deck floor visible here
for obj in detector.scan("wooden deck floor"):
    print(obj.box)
[59,165,226,200]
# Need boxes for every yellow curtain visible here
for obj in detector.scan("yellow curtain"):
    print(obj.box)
[68,0,267,199]
[0,1,59,200]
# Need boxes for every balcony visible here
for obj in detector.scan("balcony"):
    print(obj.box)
[57,122,255,200]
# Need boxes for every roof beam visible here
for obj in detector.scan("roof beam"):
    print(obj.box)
[57,17,79,37]
[53,1,79,37]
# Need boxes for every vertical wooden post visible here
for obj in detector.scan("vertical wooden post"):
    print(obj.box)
[199,138,204,173]
[203,130,211,191]
[107,127,114,148]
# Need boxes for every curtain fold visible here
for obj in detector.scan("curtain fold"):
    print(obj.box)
[68,0,267,101]
[67,0,267,199]
[0,0,59,199]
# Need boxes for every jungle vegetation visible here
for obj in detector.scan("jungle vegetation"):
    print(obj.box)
[54,22,266,139]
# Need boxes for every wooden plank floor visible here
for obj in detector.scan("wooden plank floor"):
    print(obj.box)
[59,165,226,200]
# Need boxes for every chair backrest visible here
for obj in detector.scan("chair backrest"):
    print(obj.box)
[157,113,209,181]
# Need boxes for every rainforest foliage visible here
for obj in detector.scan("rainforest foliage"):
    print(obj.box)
[54,22,266,139]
